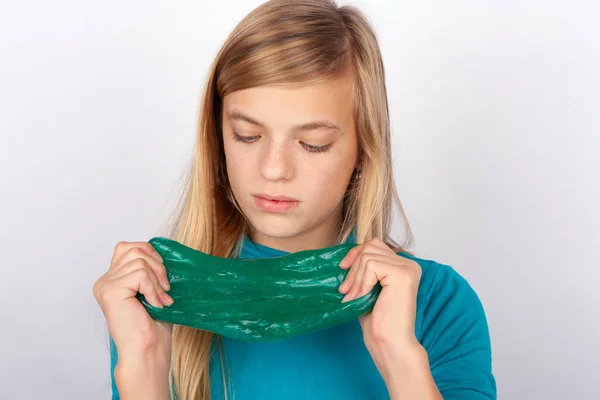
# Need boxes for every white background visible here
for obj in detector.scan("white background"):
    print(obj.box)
[1,0,598,399]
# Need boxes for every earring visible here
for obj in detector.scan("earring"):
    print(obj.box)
[354,168,361,179]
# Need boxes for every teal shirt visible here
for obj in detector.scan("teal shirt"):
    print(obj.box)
[109,233,496,399]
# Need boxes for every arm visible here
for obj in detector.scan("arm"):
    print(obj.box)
[338,239,444,399]
[94,240,173,400]
[110,335,171,400]
[110,337,120,400]
[377,341,443,400]
[337,238,495,400]
[419,264,497,399]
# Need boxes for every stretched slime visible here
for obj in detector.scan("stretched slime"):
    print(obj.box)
[137,237,382,342]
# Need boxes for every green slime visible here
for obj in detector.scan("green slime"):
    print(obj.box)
[137,237,381,342]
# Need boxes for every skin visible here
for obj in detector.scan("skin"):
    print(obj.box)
[93,242,173,399]
[223,78,443,399]
[92,76,442,399]
[339,238,442,399]
[222,78,360,253]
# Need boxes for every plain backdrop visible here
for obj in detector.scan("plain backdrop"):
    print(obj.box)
[0,0,598,399]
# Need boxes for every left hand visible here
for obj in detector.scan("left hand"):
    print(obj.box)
[338,237,424,380]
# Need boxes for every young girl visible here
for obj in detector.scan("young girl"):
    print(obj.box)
[93,0,496,399]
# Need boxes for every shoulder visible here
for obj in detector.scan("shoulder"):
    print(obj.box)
[396,252,496,398]
[395,251,490,339]
[396,251,483,306]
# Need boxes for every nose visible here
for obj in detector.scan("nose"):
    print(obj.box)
[260,140,295,182]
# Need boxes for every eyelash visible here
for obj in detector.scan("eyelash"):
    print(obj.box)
[230,132,332,154]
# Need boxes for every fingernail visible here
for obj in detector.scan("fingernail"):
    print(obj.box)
[162,292,174,306]
[339,281,348,292]
[162,278,171,291]
[341,294,350,303]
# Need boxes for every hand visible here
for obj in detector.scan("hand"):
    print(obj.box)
[93,241,174,366]
[338,237,428,391]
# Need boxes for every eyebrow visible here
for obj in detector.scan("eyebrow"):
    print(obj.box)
[226,109,342,134]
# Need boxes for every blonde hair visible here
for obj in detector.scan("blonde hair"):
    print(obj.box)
[158,0,414,398]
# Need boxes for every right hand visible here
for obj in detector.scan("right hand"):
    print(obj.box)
[93,241,175,364]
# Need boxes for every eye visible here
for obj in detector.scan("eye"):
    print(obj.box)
[230,132,332,154]
[301,142,332,154]
[230,132,259,143]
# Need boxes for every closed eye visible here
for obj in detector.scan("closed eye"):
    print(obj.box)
[230,132,332,154]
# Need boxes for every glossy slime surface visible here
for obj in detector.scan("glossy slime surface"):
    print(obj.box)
[137,237,382,342]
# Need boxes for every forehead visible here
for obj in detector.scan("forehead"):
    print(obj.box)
[222,78,355,126]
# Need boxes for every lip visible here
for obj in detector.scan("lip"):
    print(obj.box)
[255,193,298,201]
[253,194,299,213]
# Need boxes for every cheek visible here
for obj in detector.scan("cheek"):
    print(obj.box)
[224,142,253,183]
[306,160,353,204]
[304,140,356,197]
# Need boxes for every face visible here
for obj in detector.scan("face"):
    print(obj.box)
[221,77,360,252]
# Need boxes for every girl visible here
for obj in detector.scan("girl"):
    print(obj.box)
[93,0,496,399]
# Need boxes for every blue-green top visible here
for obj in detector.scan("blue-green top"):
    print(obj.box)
[110,231,496,399]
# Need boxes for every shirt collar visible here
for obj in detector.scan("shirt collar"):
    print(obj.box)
[239,227,357,259]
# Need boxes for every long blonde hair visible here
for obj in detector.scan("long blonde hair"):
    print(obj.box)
[157,0,414,398]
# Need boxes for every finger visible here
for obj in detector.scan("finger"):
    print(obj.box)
[99,267,163,310]
[112,247,170,291]
[359,240,396,259]
[340,245,378,298]
[342,251,374,302]
[346,254,380,301]
[355,260,381,298]
[339,241,399,294]
[342,261,367,302]
[340,238,395,268]
[109,258,172,306]
[339,243,364,269]
[366,236,394,252]
[145,253,170,291]
[339,254,362,294]
[110,241,163,271]
[342,253,394,302]
[119,267,164,309]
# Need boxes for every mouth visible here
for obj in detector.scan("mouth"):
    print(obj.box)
[253,194,300,213]
[255,193,299,202]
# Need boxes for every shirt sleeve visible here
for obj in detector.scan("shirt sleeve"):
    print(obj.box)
[109,336,121,400]
[418,262,497,399]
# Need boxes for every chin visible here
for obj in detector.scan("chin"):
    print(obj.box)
[247,214,303,239]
